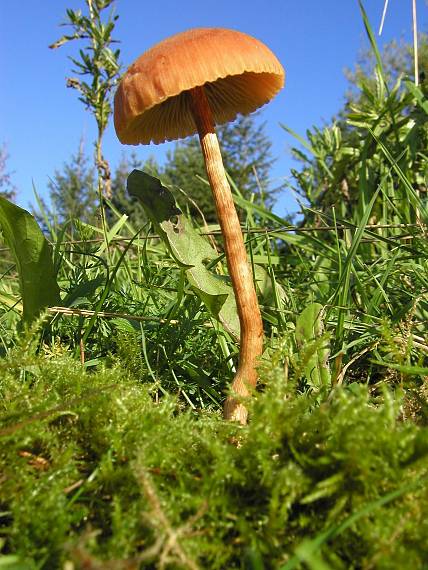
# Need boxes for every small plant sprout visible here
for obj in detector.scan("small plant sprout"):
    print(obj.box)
[50,0,122,200]
[114,28,284,423]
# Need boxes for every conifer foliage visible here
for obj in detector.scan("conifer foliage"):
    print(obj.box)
[162,113,279,222]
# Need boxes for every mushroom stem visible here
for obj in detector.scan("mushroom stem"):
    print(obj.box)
[189,85,264,424]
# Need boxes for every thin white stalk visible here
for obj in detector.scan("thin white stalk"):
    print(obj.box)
[412,0,419,86]
[378,0,390,35]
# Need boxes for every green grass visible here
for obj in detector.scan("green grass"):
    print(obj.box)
[1,337,428,569]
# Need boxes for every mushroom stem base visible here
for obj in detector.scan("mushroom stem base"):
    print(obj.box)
[189,86,264,425]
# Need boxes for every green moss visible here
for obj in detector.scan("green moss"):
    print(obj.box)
[1,350,428,568]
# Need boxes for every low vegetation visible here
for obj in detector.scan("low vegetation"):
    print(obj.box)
[0,2,427,568]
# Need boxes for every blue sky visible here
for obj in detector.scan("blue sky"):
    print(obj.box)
[1,1,426,217]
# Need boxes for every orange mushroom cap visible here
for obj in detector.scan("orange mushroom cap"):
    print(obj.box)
[114,28,285,145]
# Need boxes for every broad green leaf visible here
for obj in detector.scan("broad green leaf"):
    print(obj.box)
[127,170,240,337]
[254,265,287,306]
[295,303,331,389]
[111,317,141,333]
[0,197,60,322]
[63,276,105,307]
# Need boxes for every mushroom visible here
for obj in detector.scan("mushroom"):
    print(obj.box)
[114,28,284,424]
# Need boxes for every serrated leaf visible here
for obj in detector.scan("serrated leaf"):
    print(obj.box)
[127,170,240,337]
[0,197,60,322]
